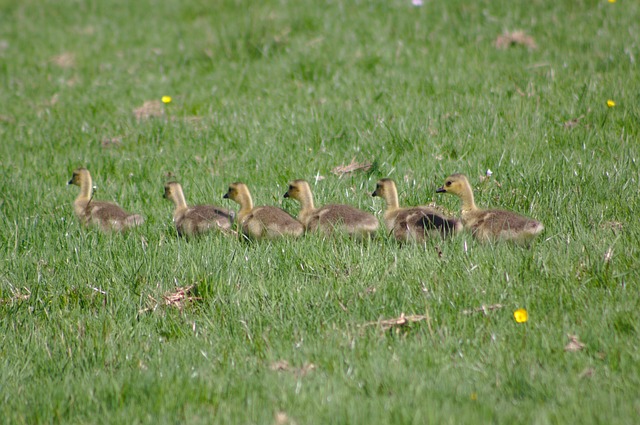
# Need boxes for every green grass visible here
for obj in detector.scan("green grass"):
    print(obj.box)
[1,0,639,423]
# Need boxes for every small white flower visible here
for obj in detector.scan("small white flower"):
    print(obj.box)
[486,169,493,177]
[412,0,423,6]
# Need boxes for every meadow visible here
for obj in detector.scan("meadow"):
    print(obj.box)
[1,0,639,423]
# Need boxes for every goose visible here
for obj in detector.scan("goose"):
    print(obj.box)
[163,181,234,237]
[68,167,144,232]
[223,182,304,239]
[436,173,544,244]
[284,179,378,238]
[372,178,461,242]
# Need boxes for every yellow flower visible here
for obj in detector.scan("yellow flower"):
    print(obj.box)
[161,96,172,104]
[607,99,616,108]
[470,392,478,401]
[514,308,528,323]
[608,0,616,3]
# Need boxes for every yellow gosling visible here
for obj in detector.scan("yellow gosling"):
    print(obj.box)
[67,167,144,232]
[436,173,544,244]
[163,181,234,237]
[284,179,378,238]
[223,182,303,239]
[372,178,461,242]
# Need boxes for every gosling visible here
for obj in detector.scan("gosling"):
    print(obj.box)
[436,173,544,244]
[163,181,234,237]
[68,167,144,232]
[284,179,379,238]
[223,182,304,239]
[372,178,461,242]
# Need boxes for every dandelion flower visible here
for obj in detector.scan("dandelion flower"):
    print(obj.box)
[162,96,172,104]
[606,100,616,108]
[608,0,616,3]
[513,308,528,323]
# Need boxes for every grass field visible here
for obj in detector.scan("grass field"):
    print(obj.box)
[1,0,639,423]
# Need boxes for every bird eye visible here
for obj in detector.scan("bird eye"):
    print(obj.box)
[289,185,294,190]
[446,181,452,187]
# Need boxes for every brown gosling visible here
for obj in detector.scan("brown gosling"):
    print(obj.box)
[372,178,461,242]
[436,173,544,244]
[223,182,304,239]
[163,181,235,237]
[68,167,144,232]
[284,179,379,238]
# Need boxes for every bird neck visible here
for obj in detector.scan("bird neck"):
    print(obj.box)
[236,191,254,221]
[77,175,93,203]
[171,189,189,216]
[383,187,400,212]
[297,189,316,215]
[458,184,477,214]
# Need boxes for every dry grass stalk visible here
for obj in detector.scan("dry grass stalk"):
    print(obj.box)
[361,312,428,331]
[604,247,614,263]
[50,52,76,68]
[462,303,504,315]
[133,100,164,121]
[0,287,31,305]
[564,115,585,129]
[162,285,201,308]
[179,115,203,124]
[270,360,316,377]
[101,137,123,148]
[564,334,586,352]
[601,221,623,233]
[331,158,372,176]
[138,285,201,314]
[579,367,595,379]
[495,31,537,50]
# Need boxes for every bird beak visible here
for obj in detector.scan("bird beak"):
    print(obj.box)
[436,187,446,193]
[223,193,229,199]
[371,190,378,197]
[67,179,73,185]
[283,192,289,199]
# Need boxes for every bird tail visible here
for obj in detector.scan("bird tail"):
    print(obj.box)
[126,214,145,227]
